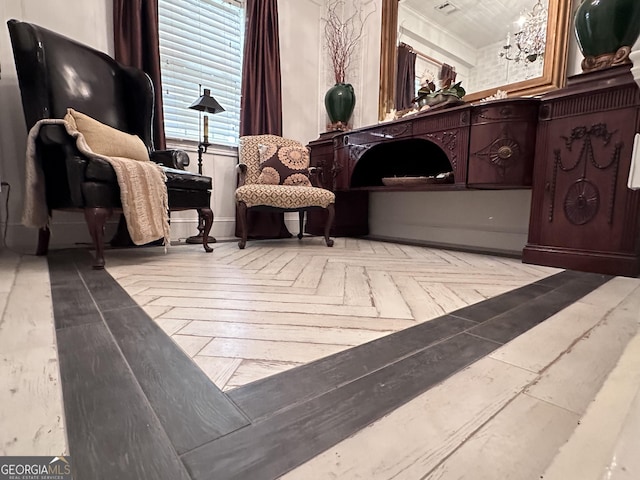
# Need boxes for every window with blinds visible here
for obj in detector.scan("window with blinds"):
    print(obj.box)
[158,0,244,147]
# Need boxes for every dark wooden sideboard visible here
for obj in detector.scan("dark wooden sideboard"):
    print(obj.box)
[306,65,640,277]
[523,66,640,277]
[306,98,539,237]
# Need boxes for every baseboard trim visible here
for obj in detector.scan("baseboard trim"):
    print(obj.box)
[366,234,523,259]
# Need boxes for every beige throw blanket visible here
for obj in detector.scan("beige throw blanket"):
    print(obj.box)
[23,118,170,247]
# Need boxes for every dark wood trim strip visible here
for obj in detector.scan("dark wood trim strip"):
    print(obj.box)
[468,274,611,344]
[182,333,500,480]
[56,323,191,480]
[228,272,572,420]
[48,252,103,330]
[102,307,250,454]
[49,249,249,467]
[228,315,475,421]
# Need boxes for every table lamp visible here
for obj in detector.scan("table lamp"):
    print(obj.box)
[185,88,225,245]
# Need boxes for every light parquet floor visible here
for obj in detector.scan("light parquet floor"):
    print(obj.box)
[105,238,561,391]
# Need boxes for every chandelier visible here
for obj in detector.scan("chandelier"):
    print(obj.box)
[499,0,548,63]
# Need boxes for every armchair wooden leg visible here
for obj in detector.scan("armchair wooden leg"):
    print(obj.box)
[297,211,305,240]
[237,201,248,249]
[199,207,214,253]
[84,207,112,269]
[324,203,335,247]
[36,226,50,256]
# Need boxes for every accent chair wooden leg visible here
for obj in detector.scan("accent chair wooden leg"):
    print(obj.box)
[198,207,214,253]
[324,203,335,247]
[297,211,305,240]
[237,201,248,249]
[36,226,50,256]
[84,207,112,269]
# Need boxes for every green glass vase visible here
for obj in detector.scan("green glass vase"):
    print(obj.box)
[574,0,640,58]
[324,83,356,127]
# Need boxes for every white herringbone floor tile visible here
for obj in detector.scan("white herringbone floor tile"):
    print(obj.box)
[106,239,558,389]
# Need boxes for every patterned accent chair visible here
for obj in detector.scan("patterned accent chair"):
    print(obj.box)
[235,135,335,249]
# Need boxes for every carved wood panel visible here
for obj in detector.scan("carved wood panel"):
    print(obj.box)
[537,113,634,253]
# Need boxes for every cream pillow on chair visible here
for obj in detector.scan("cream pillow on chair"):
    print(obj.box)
[64,108,150,161]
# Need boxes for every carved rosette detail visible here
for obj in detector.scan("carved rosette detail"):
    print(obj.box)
[563,179,600,225]
[474,132,520,177]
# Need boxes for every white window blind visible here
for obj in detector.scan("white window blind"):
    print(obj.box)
[158,0,244,146]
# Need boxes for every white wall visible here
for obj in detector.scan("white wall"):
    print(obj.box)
[279,0,324,143]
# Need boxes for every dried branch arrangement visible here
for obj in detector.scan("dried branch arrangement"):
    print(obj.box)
[323,0,373,84]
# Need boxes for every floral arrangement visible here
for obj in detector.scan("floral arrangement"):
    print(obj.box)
[414,70,466,105]
[323,0,373,84]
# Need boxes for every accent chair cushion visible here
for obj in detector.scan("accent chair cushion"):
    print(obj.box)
[235,184,335,209]
[64,108,150,162]
[239,135,305,185]
[257,144,312,187]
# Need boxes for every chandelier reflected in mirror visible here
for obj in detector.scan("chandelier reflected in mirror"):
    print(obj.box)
[499,0,548,63]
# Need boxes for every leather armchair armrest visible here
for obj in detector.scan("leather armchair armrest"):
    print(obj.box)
[150,149,190,170]
[38,124,70,146]
[236,163,247,187]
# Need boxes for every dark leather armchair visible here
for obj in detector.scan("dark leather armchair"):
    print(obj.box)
[8,19,214,268]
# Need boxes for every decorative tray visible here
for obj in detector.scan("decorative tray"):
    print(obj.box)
[382,172,454,186]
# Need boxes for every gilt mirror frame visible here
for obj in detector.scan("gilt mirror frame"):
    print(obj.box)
[378,0,572,119]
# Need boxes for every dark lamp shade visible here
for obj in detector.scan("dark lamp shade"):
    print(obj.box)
[189,88,225,114]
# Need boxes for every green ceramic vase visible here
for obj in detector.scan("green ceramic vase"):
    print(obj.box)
[324,83,356,125]
[574,0,640,57]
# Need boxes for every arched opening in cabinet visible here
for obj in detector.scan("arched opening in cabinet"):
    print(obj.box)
[350,138,454,188]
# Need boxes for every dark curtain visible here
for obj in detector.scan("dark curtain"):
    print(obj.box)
[439,63,457,90]
[236,0,290,239]
[396,43,416,110]
[240,0,283,136]
[113,0,166,150]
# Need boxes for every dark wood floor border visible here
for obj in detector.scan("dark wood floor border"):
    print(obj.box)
[47,249,613,480]
[190,271,611,479]
[227,271,585,419]
[182,333,503,480]
[48,252,103,330]
[228,314,475,420]
[102,306,250,454]
[56,322,191,480]
[468,275,611,344]
[48,249,250,477]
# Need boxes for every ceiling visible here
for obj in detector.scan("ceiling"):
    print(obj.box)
[400,0,541,48]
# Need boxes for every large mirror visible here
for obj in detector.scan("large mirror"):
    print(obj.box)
[379,0,571,118]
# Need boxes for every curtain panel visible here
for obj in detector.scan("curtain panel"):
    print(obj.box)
[396,43,417,110]
[113,0,166,150]
[237,0,290,239]
[240,0,283,136]
[439,63,457,89]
